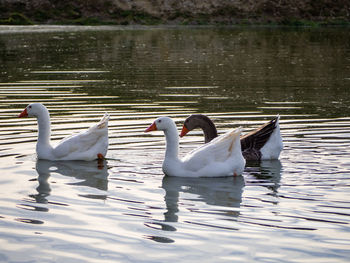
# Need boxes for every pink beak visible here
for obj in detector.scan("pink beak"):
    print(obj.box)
[145,122,157,132]
[18,108,28,118]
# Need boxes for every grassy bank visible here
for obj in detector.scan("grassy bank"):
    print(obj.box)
[0,0,349,26]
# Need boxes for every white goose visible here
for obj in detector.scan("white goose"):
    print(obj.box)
[18,103,109,161]
[145,117,245,177]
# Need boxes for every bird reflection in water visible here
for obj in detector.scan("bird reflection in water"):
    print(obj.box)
[245,159,283,197]
[161,175,245,223]
[160,160,282,224]
[144,175,245,243]
[31,159,109,204]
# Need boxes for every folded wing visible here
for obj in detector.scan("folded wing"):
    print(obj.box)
[52,113,109,159]
[182,127,242,172]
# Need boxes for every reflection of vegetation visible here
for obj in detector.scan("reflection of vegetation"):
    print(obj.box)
[0,27,349,117]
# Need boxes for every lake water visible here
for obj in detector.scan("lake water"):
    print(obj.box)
[0,25,350,262]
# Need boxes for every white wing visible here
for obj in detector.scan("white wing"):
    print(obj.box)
[52,113,109,159]
[182,127,242,172]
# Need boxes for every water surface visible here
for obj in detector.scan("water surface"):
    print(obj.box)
[0,25,350,262]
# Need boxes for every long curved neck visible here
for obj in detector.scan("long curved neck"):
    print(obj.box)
[164,123,179,160]
[196,118,218,143]
[36,109,51,147]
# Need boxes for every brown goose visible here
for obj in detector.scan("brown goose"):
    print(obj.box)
[180,114,283,161]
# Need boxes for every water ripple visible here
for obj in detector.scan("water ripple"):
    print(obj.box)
[0,26,350,263]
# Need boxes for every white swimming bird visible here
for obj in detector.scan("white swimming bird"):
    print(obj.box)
[18,103,109,161]
[145,116,245,177]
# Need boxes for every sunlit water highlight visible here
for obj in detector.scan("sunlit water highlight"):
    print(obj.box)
[0,25,350,262]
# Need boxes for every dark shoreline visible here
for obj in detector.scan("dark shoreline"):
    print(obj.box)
[0,0,349,26]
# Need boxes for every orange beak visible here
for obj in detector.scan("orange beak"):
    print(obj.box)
[145,122,157,132]
[18,108,28,118]
[180,125,189,137]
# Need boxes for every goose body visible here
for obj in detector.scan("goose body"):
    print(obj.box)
[18,103,109,161]
[180,114,283,161]
[145,117,245,177]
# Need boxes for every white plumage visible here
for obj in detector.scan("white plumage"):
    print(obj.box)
[18,103,109,161]
[260,117,283,160]
[145,116,245,177]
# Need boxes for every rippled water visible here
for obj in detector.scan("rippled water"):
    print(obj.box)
[0,25,350,262]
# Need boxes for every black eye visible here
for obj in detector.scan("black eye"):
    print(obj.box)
[28,106,32,109]
[158,120,162,123]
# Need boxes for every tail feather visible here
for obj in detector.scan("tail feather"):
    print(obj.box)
[97,113,110,129]
[240,116,279,152]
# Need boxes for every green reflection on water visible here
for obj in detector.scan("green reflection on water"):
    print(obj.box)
[0,26,349,117]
